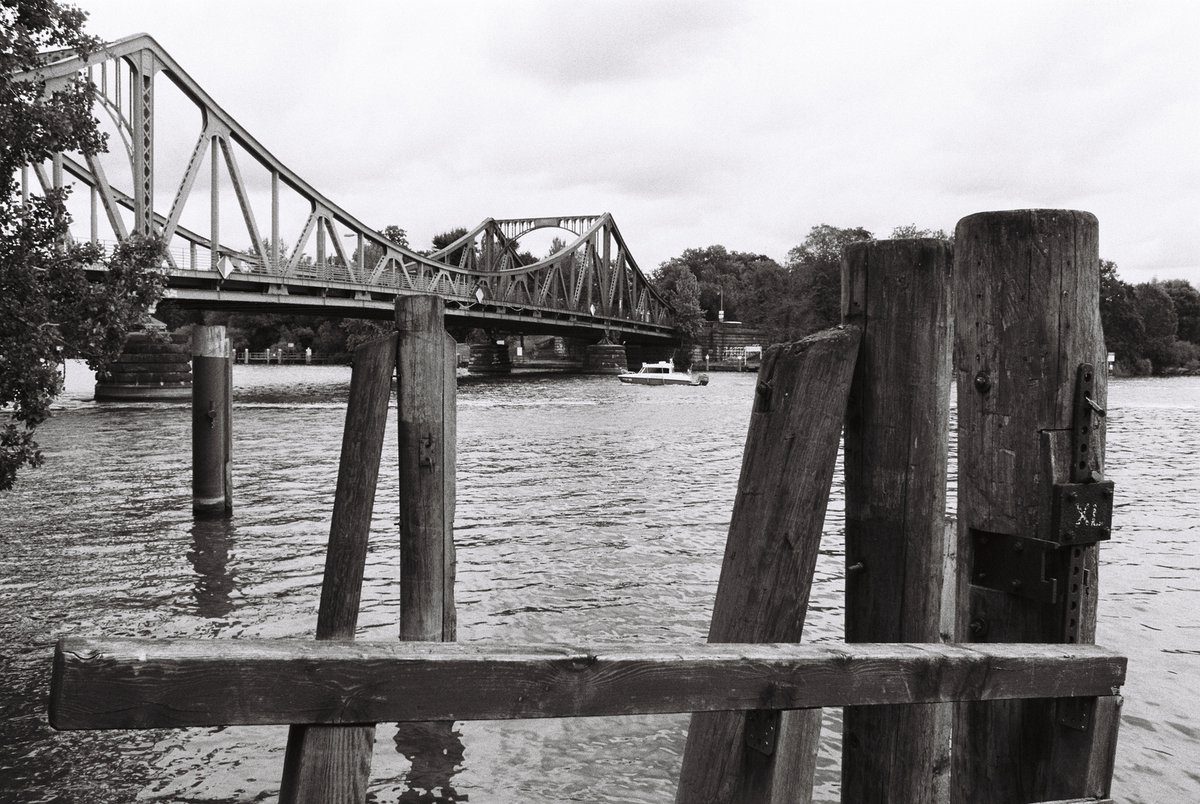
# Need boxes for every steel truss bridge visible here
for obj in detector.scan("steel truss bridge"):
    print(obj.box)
[21,35,676,343]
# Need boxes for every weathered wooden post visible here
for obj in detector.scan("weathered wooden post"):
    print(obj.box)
[676,326,861,803]
[394,294,460,795]
[396,295,457,643]
[192,325,232,517]
[952,210,1120,801]
[278,334,396,803]
[840,239,954,802]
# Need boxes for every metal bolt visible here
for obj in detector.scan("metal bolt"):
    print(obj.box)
[1011,579,1023,590]
[847,561,865,575]
[1013,541,1024,553]
[969,619,987,636]
[974,370,992,393]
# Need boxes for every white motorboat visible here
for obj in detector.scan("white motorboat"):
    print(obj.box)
[617,360,709,386]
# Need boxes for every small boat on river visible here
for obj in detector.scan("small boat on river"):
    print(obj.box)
[617,360,709,386]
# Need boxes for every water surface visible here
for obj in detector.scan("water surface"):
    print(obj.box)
[0,365,1196,802]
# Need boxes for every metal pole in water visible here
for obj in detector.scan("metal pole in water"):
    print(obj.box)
[192,325,233,518]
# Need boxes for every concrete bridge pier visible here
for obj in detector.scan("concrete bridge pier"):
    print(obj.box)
[582,339,627,374]
[468,341,512,374]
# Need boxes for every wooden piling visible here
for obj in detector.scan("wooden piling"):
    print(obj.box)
[951,210,1110,802]
[675,325,861,804]
[840,239,953,802]
[278,334,397,804]
[191,326,232,517]
[396,295,457,643]
[394,294,459,795]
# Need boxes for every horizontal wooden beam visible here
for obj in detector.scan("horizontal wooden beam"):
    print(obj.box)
[51,639,1125,731]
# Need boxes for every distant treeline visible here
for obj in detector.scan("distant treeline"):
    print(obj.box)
[650,226,1200,376]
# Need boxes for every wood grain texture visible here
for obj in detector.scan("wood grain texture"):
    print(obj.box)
[394,295,458,798]
[395,296,456,643]
[950,210,1110,803]
[676,326,861,804]
[49,639,1126,730]
[279,334,397,804]
[841,239,953,803]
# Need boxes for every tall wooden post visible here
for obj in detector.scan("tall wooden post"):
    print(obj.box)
[676,326,861,804]
[279,335,397,804]
[396,295,457,643]
[952,210,1116,801]
[394,295,459,797]
[192,326,232,518]
[841,239,953,802]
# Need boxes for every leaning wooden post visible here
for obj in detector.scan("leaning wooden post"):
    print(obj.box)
[952,210,1119,802]
[840,239,953,802]
[675,325,861,804]
[192,325,232,517]
[278,334,397,804]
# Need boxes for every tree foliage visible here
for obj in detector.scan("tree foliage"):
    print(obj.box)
[651,226,876,349]
[1,0,166,490]
[784,224,874,333]
[890,223,952,244]
[1099,260,1200,375]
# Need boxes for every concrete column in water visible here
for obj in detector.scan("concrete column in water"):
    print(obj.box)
[192,326,233,518]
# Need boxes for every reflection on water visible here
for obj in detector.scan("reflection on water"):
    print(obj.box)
[393,722,467,802]
[188,520,238,619]
[0,366,1197,802]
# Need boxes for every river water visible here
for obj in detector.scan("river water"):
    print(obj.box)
[0,364,1197,803]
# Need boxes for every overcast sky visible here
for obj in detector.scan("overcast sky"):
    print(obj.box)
[79,0,1199,285]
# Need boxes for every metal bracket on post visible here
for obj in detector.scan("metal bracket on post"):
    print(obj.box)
[744,709,780,756]
[969,364,1115,616]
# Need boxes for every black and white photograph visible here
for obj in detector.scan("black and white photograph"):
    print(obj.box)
[2,1,1198,802]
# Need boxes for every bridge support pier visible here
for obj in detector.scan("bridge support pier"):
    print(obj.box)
[582,340,627,374]
[192,326,233,519]
[468,342,511,374]
[95,327,192,401]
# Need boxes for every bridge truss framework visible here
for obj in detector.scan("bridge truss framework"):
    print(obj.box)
[19,35,676,343]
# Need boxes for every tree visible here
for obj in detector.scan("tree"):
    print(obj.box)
[429,226,471,264]
[1160,279,1200,345]
[652,261,704,368]
[1098,259,1145,371]
[890,224,951,245]
[1134,281,1178,373]
[380,224,409,250]
[1,0,166,490]
[786,224,874,333]
[656,245,780,322]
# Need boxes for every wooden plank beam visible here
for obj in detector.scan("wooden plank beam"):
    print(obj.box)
[50,640,1126,731]
[677,325,862,804]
